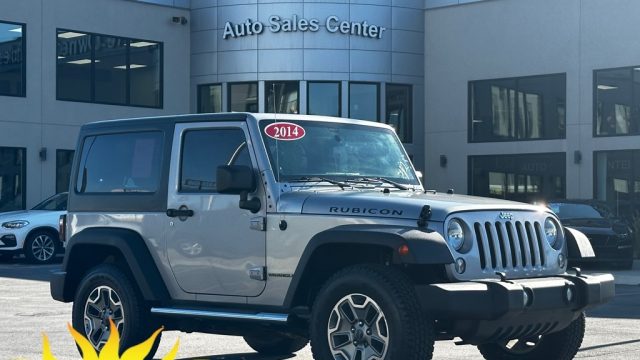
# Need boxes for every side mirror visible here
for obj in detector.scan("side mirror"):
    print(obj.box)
[217,165,256,194]
[216,165,261,213]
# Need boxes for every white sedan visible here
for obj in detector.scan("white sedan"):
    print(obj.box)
[0,193,67,263]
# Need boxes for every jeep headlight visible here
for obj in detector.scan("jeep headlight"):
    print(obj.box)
[544,217,559,247]
[447,219,466,251]
[2,220,29,229]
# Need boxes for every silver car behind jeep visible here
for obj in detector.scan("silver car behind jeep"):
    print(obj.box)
[51,113,614,360]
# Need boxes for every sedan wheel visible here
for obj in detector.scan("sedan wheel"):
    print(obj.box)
[25,231,58,263]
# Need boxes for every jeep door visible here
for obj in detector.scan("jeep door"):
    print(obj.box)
[166,122,266,297]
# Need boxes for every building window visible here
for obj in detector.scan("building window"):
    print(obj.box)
[308,81,340,117]
[180,128,252,193]
[266,81,299,114]
[197,83,222,113]
[0,21,25,97]
[0,147,26,211]
[469,74,566,142]
[228,82,258,112]
[349,82,379,121]
[56,150,74,194]
[595,150,640,217]
[469,153,565,203]
[594,66,640,136]
[386,84,412,143]
[76,132,163,193]
[56,29,163,108]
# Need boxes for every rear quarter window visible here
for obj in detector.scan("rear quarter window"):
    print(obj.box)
[76,131,163,193]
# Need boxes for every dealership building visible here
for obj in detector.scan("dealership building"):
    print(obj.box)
[1,0,639,215]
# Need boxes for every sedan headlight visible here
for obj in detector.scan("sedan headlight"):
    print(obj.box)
[447,219,466,251]
[2,220,30,229]
[544,217,559,247]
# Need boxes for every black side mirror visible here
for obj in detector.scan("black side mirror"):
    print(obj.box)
[216,165,261,213]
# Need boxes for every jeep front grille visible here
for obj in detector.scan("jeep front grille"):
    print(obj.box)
[473,220,546,270]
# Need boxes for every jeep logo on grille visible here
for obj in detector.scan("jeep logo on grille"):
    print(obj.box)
[499,212,514,220]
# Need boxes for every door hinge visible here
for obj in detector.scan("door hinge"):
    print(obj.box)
[250,216,266,231]
[249,266,267,281]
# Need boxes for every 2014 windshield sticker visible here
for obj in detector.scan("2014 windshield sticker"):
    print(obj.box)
[264,122,306,141]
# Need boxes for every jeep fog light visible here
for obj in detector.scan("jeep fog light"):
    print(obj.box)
[565,286,574,303]
[455,257,466,274]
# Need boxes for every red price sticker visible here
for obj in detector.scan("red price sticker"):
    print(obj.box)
[264,122,306,141]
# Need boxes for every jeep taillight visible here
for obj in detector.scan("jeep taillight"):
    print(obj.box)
[59,214,67,243]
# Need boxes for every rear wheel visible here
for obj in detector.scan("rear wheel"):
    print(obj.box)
[477,312,586,360]
[309,264,434,360]
[244,331,308,355]
[24,230,58,264]
[72,264,160,359]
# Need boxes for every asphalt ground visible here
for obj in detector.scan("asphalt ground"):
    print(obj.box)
[0,259,638,360]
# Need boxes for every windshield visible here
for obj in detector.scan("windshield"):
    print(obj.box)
[32,193,68,211]
[548,202,612,220]
[259,120,419,185]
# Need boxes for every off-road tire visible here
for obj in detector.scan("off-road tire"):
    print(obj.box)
[244,331,308,355]
[477,312,586,360]
[309,264,435,360]
[72,264,161,360]
[24,230,59,264]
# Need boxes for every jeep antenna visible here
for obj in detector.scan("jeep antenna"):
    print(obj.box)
[271,83,280,182]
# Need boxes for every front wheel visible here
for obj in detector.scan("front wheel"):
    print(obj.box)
[244,331,308,355]
[72,265,160,359]
[477,312,586,360]
[309,264,435,360]
[24,230,59,264]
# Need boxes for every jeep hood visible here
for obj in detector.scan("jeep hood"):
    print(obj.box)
[278,190,551,222]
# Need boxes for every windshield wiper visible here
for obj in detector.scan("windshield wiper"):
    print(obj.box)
[289,176,348,189]
[347,177,410,190]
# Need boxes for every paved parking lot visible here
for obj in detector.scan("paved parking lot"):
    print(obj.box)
[0,260,639,360]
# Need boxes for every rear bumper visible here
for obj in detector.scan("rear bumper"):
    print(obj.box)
[416,272,614,344]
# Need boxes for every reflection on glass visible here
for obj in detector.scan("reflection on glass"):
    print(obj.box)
[0,147,26,211]
[470,74,566,142]
[593,67,640,136]
[198,84,222,113]
[595,150,640,217]
[349,82,378,121]
[229,82,258,112]
[0,22,25,97]
[94,35,127,104]
[56,150,74,194]
[470,153,565,203]
[385,84,412,143]
[266,81,299,114]
[56,29,162,107]
[308,82,340,116]
[129,39,162,107]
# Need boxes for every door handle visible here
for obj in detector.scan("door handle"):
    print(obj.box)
[166,207,194,218]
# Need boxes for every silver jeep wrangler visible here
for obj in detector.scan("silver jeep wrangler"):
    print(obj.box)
[51,113,614,360]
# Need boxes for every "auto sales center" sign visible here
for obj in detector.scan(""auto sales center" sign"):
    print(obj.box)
[223,15,387,40]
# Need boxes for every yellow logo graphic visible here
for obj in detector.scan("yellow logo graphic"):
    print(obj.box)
[42,319,179,360]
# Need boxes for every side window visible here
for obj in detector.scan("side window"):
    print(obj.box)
[76,132,163,193]
[180,128,252,193]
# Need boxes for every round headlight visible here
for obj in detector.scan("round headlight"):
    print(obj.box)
[447,219,465,251]
[544,217,558,247]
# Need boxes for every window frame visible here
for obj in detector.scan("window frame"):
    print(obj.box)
[592,65,640,138]
[55,149,75,194]
[307,81,342,117]
[227,81,259,113]
[264,80,300,114]
[0,19,26,98]
[348,81,380,121]
[55,28,163,108]
[0,146,27,211]
[467,73,567,143]
[385,83,413,144]
[197,83,223,113]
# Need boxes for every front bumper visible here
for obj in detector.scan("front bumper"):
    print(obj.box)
[0,233,20,251]
[416,272,614,344]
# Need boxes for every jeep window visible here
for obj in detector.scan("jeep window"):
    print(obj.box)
[259,120,418,185]
[75,131,162,193]
[180,128,252,193]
